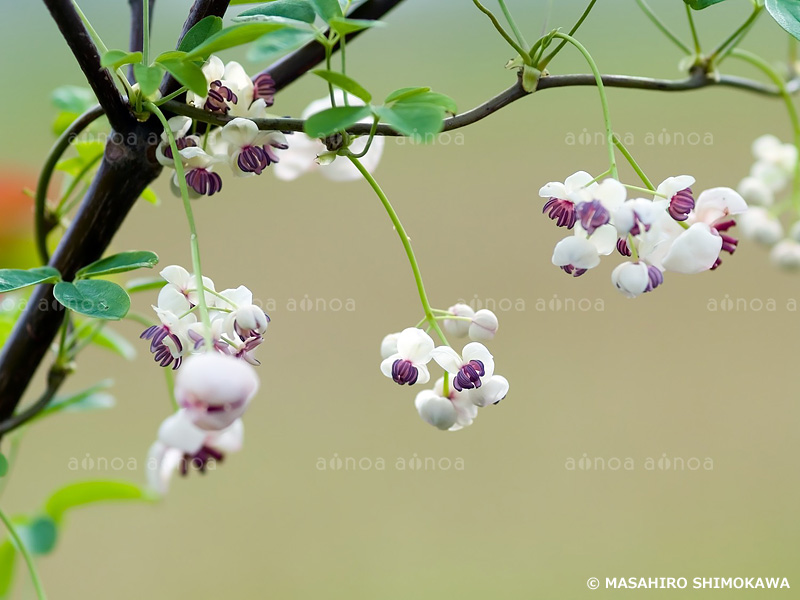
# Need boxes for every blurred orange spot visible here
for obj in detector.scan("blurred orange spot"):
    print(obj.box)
[0,169,35,235]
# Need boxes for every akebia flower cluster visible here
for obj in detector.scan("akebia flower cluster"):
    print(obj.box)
[540,171,748,298]
[146,352,259,494]
[736,135,800,271]
[157,56,288,196]
[140,265,270,369]
[380,304,508,431]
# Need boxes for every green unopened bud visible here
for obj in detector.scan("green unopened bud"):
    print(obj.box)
[522,65,541,93]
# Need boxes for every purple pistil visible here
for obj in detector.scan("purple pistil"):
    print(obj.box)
[542,198,576,229]
[237,146,271,174]
[186,168,222,196]
[644,265,663,293]
[180,445,225,476]
[252,73,276,106]
[561,265,587,277]
[392,359,419,385]
[617,237,632,257]
[710,219,739,271]
[204,80,238,114]
[454,360,485,392]
[576,200,610,235]
[163,136,197,160]
[668,187,695,221]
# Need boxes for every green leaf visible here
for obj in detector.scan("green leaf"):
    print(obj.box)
[237,0,317,23]
[309,0,342,22]
[140,186,159,205]
[17,517,57,555]
[393,91,457,114]
[44,481,157,525]
[328,16,384,35]
[178,15,224,52]
[53,280,131,320]
[248,27,315,61]
[52,86,95,114]
[0,454,7,478]
[684,0,728,8]
[37,381,116,420]
[766,0,800,39]
[0,541,15,597]
[375,104,446,138]
[125,277,164,294]
[55,140,105,176]
[184,23,289,60]
[76,251,159,278]
[133,63,165,98]
[158,59,209,96]
[100,49,143,69]
[0,267,61,293]
[303,105,372,137]
[384,86,430,103]
[312,69,371,102]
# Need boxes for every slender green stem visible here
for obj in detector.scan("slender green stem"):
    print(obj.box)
[155,86,188,106]
[203,286,237,308]
[498,0,529,50]
[791,36,798,76]
[731,49,800,210]
[0,506,48,600]
[622,183,664,197]
[55,152,103,216]
[347,156,449,347]
[627,233,640,261]
[538,0,598,69]
[552,32,617,178]
[72,0,107,54]
[472,0,531,64]
[634,0,691,55]
[325,41,336,105]
[613,136,654,190]
[142,0,150,66]
[163,368,178,411]
[685,4,702,55]
[144,101,213,347]
[708,4,763,66]
[348,117,379,159]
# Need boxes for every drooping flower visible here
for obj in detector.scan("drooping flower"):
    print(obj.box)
[176,147,223,196]
[551,224,617,276]
[414,376,478,431]
[750,134,797,191]
[468,309,498,341]
[155,116,200,167]
[770,239,800,270]
[738,207,783,246]
[187,57,272,119]
[147,410,244,494]
[273,90,385,182]
[539,171,598,229]
[380,327,434,386]
[737,176,774,207]
[140,285,195,370]
[159,265,216,307]
[655,175,695,221]
[216,285,270,341]
[442,303,474,338]
[220,118,288,177]
[431,342,494,392]
[610,261,663,298]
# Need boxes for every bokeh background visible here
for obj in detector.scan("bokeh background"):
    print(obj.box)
[1,0,799,597]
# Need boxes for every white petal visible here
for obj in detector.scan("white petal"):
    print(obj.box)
[770,239,800,270]
[221,117,260,149]
[202,55,225,83]
[693,187,748,224]
[414,390,457,430]
[655,175,695,200]
[470,375,509,407]
[588,224,618,256]
[594,178,626,211]
[160,265,191,289]
[415,364,431,385]
[468,309,498,342]
[396,327,434,364]
[208,419,244,453]
[564,171,596,195]
[738,207,783,245]
[751,160,790,192]
[661,223,722,274]
[157,285,191,315]
[380,354,400,378]
[430,346,462,374]
[380,332,401,360]
[552,236,601,269]
[443,303,474,338]
[450,392,478,428]
[157,411,207,454]
[737,176,774,207]
[611,262,649,298]
[538,181,567,199]
[146,442,183,495]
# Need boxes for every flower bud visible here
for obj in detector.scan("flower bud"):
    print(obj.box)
[443,303,475,337]
[738,207,783,246]
[414,390,457,430]
[770,239,800,271]
[469,309,498,341]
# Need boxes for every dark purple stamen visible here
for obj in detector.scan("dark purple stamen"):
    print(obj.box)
[237,146,270,175]
[163,136,197,161]
[140,325,183,370]
[186,168,222,196]
[617,237,632,257]
[710,219,739,270]
[252,73,276,106]
[180,445,225,476]
[576,200,610,235]
[561,265,587,277]
[644,265,663,293]
[454,360,485,392]
[542,197,576,229]
[668,187,695,221]
[204,80,238,114]
[391,359,419,386]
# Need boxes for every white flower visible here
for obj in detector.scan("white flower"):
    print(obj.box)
[469,309,498,341]
[159,265,216,307]
[442,303,474,337]
[156,116,201,167]
[654,175,695,221]
[147,410,244,495]
[737,176,774,207]
[273,90,385,182]
[220,118,288,177]
[539,170,597,204]
[738,207,783,246]
[175,352,260,430]
[771,239,800,270]
[140,281,196,370]
[217,285,269,340]
[750,134,797,191]
[380,327,434,385]
[470,375,509,407]
[175,147,223,196]
[186,57,270,117]
[551,224,616,276]
[573,178,626,235]
[414,376,478,431]
[613,198,662,237]
[431,342,494,392]
[661,223,723,274]
[611,261,663,298]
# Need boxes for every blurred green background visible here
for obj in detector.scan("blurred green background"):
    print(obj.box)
[1,0,799,597]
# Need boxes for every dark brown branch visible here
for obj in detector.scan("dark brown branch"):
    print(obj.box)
[164,69,800,137]
[262,0,407,90]
[42,0,134,132]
